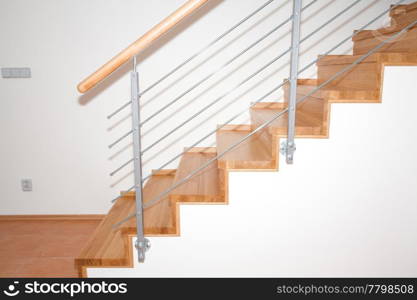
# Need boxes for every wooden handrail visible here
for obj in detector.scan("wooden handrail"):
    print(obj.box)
[77,0,210,93]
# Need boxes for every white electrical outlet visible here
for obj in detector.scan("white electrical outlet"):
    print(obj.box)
[21,179,32,192]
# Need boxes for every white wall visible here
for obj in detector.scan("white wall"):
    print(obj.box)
[89,66,417,277]
[0,0,413,215]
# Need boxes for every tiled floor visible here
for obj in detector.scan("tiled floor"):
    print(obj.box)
[0,219,101,278]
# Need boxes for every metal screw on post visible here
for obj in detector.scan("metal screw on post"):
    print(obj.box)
[286,0,302,164]
[130,55,150,263]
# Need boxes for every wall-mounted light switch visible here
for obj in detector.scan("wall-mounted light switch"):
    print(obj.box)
[21,179,32,192]
[1,68,31,78]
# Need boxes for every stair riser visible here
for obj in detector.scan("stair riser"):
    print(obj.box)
[318,61,381,91]
[218,159,277,170]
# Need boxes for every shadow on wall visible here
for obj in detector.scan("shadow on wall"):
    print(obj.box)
[77,0,224,106]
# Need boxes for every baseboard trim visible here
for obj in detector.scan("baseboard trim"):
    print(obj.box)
[0,214,105,221]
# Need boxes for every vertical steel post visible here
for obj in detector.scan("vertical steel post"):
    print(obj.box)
[286,0,302,164]
[130,56,150,262]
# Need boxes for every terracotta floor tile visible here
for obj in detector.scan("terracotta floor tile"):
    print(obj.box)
[0,235,43,258]
[0,221,51,235]
[0,219,100,278]
[37,221,101,236]
[0,259,25,275]
[38,234,91,257]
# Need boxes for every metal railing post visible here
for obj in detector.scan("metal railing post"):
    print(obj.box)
[285,0,302,164]
[130,56,150,262]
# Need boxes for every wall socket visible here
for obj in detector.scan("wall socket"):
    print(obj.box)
[21,179,32,192]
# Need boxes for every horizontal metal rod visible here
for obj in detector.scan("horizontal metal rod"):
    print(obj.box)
[300,0,362,44]
[112,17,417,228]
[109,158,134,177]
[141,48,291,155]
[140,18,293,127]
[106,0,277,120]
[140,0,277,97]
[107,101,131,119]
[298,0,406,75]
[111,184,135,203]
[108,130,134,149]
[107,21,289,135]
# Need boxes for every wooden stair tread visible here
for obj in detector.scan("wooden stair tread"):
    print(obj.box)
[75,197,133,269]
[75,171,177,272]
[216,128,275,170]
[170,150,224,202]
[121,170,178,236]
[295,83,379,103]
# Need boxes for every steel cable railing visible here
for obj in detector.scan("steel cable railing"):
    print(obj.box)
[112,6,417,228]
[109,0,361,177]
[106,0,277,120]
[108,0,319,150]
[110,0,408,204]
[109,49,289,176]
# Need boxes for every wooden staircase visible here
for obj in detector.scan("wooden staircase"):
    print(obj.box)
[75,2,417,277]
